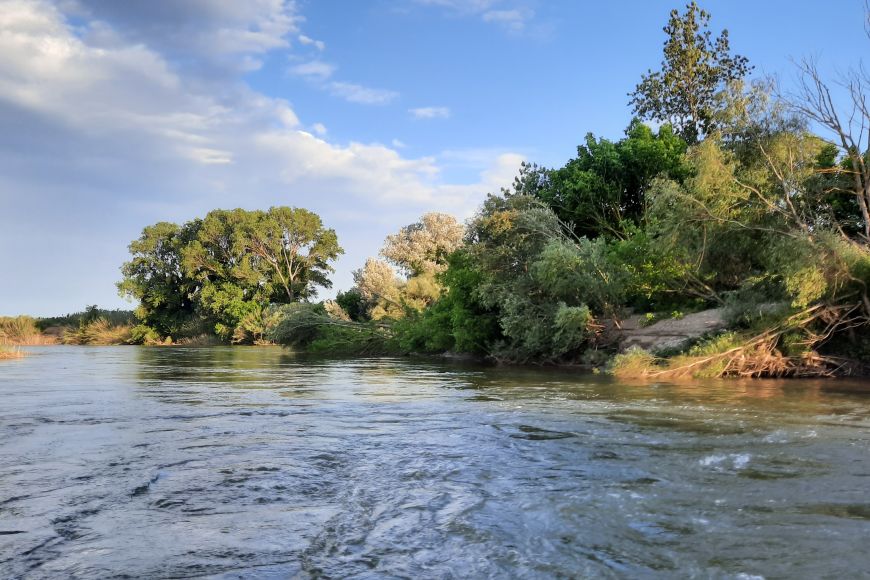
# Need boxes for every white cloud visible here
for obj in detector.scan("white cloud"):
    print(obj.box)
[482,8,533,32]
[392,138,407,148]
[413,0,534,33]
[328,81,399,105]
[409,106,451,119]
[0,0,520,313]
[289,59,336,80]
[415,0,499,13]
[312,122,327,135]
[298,34,326,51]
[68,0,301,70]
[286,46,397,108]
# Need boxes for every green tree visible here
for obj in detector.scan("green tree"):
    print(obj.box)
[538,120,688,238]
[119,207,342,341]
[462,193,605,362]
[243,207,343,301]
[630,2,751,143]
[118,221,201,338]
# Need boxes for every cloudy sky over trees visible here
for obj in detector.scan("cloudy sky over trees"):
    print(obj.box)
[0,0,864,314]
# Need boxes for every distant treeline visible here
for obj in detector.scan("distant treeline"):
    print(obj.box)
[37,306,135,331]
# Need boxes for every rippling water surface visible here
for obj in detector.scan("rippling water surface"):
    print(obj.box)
[1,346,870,578]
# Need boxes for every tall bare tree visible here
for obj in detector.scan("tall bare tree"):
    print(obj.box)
[784,3,870,242]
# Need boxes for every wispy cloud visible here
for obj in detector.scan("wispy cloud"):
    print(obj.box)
[413,0,535,33]
[298,34,325,51]
[288,59,336,80]
[409,106,451,119]
[481,8,533,32]
[288,38,398,106]
[329,81,399,105]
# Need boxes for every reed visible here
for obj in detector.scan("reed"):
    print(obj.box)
[61,318,133,346]
[0,316,53,345]
[0,345,25,359]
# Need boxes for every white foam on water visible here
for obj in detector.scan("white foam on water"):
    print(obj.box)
[699,453,752,470]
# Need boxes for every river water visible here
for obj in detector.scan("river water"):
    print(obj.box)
[1,346,869,578]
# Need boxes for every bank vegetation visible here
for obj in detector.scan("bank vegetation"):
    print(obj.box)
[13,3,870,379]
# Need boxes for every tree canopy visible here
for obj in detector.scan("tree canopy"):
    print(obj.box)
[630,1,752,143]
[119,207,342,342]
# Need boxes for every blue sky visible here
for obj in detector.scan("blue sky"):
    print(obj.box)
[0,0,867,316]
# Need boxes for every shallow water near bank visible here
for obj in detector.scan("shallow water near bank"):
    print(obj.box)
[1,346,869,578]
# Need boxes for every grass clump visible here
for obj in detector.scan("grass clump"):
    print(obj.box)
[0,316,51,345]
[610,346,661,378]
[61,318,133,345]
[0,345,26,360]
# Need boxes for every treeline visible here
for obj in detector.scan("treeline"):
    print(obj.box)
[271,2,870,377]
[120,3,870,378]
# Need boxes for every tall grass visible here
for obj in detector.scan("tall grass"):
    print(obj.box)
[61,318,133,346]
[0,316,53,345]
[0,345,25,359]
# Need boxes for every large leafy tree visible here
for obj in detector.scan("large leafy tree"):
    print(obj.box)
[630,2,752,143]
[119,207,342,341]
[242,207,343,302]
[118,221,201,338]
[380,212,464,276]
[536,120,688,239]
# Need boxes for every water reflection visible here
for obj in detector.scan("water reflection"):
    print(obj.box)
[1,346,869,578]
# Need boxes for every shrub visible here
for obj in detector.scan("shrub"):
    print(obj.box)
[610,347,661,378]
[0,316,47,345]
[62,318,133,345]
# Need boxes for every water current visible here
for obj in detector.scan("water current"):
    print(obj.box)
[1,346,869,578]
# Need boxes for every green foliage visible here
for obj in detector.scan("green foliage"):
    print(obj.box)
[119,207,342,342]
[118,221,201,338]
[391,309,455,354]
[531,238,626,316]
[607,227,701,310]
[610,347,661,378]
[536,120,689,238]
[460,194,608,362]
[630,1,752,143]
[268,303,330,349]
[129,324,164,345]
[335,288,369,322]
[307,325,392,356]
[390,250,501,355]
[269,302,391,356]
[685,331,741,357]
[552,304,594,357]
[232,305,285,345]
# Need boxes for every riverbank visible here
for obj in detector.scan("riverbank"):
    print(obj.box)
[7,304,869,379]
[0,346,25,360]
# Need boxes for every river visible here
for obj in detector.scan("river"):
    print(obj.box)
[1,346,869,578]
